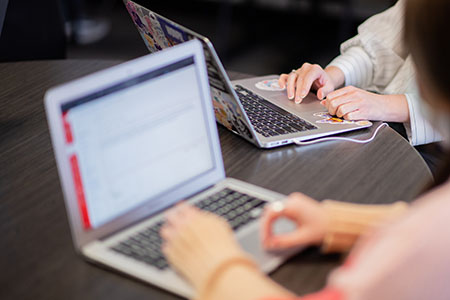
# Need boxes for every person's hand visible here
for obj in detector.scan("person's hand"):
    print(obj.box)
[261,193,329,250]
[161,204,246,291]
[321,86,388,121]
[279,64,343,104]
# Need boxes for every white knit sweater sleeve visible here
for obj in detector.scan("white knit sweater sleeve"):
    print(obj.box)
[327,0,407,90]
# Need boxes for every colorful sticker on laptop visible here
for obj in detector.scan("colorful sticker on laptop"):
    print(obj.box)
[314,112,371,126]
[211,87,253,140]
[126,3,146,31]
[125,2,169,51]
[156,16,189,46]
[255,79,285,92]
[144,13,170,49]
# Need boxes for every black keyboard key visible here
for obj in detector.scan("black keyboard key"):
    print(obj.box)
[110,188,267,270]
[234,85,318,137]
[288,123,306,132]
[259,99,290,116]
[274,128,287,135]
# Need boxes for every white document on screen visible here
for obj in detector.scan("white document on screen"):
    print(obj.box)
[66,65,214,228]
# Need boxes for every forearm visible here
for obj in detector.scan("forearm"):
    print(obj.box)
[379,94,410,123]
[203,264,294,300]
[321,201,408,253]
[324,66,345,90]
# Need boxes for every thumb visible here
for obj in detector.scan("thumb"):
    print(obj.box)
[317,79,334,100]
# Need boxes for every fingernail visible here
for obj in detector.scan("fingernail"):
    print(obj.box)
[320,100,326,106]
[295,98,301,104]
[301,90,307,98]
[288,94,294,100]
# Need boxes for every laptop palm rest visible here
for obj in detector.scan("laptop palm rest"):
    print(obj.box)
[238,218,300,273]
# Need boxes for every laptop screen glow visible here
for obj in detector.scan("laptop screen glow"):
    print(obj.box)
[60,57,215,230]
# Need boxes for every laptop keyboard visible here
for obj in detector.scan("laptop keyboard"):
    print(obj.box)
[234,85,317,137]
[110,188,266,270]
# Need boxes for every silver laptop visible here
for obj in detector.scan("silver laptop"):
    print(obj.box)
[125,0,372,148]
[45,40,298,298]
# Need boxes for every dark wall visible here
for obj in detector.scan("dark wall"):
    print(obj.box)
[0,0,395,73]
[0,0,66,62]
[99,0,394,74]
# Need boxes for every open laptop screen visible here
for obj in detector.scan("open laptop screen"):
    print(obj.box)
[0,0,8,38]
[60,57,215,230]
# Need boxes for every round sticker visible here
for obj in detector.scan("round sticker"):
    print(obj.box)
[255,79,285,92]
[356,121,372,126]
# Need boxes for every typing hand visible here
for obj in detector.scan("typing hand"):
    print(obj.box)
[261,193,329,250]
[161,204,246,291]
[321,86,387,121]
[278,64,340,104]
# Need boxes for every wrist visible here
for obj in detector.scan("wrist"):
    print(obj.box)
[324,66,345,89]
[314,205,332,246]
[320,200,409,253]
[197,256,294,300]
[320,200,366,253]
[379,94,410,123]
[193,247,245,289]
[195,255,259,300]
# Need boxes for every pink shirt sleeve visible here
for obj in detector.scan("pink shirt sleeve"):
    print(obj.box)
[328,181,450,300]
[265,181,450,300]
[261,287,343,300]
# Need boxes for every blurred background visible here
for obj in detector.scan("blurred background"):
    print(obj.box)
[0,0,395,75]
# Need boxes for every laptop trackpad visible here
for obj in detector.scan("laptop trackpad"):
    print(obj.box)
[238,219,300,273]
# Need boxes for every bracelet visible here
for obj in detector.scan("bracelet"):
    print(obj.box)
[195,255,259,300]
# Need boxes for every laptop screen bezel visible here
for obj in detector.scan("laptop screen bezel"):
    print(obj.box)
[45,40,225,249]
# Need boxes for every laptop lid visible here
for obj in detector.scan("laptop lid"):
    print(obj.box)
[0,0,9,38]
[124,1,374,149]
[124,0,259,146]
[45,40,225,249]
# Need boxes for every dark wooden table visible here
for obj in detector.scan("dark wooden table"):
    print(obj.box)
[0,60,432,300]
